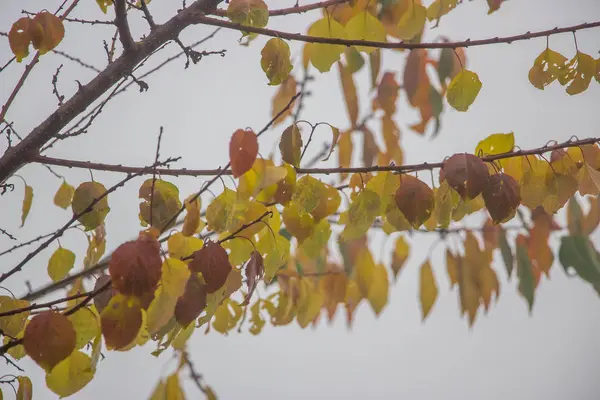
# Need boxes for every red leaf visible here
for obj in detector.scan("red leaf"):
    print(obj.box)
[109,235,162,298]
[174,274,207,326]
[441,153,490,200]
[23,311,76,372]
[394,175,434,228]
[482,173,521,224]
[189,241,232,293]
[230,129,258,178]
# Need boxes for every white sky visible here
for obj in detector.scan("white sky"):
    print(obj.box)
[1,0,600,399]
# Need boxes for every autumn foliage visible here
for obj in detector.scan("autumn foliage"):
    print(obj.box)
[1,0,600,398]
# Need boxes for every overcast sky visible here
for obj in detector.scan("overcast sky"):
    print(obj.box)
[1,0,600,399]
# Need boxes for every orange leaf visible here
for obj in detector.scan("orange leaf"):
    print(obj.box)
[229,129,258,178]
[23,311,76,372]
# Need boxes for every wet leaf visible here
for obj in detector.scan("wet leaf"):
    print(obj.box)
[24,310,76,372]
[446,69,482,112]
[261,38,292,85]
[230,128,259,178]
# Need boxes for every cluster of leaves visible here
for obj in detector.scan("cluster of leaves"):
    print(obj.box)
[2,0,600,398]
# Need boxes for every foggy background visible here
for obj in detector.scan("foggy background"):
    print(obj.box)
[1,0,599,399]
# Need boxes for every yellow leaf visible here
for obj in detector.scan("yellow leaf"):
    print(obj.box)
[149,380,167,400]
[391,236,409,278]
[206,188,237,232]
[147,258,190,334]
[212,298,243,334]
[249,300,265,335]
[558,51,596,95]
[528,48,567,89]
[3,323,26,360]
[296,279,324,328]
[339,62,359,127]
[172,320,195,349]
[366,171,400,214]
[0,297,31,339]
[433,180,460,228]
[96,0,113,13]
[478,267,499,312]
[271,76,297,126]
[322,125,341,162]
[345,11,386,53]
[53,180,75,209]
[396,3,426,40]
[47,246,76,282]
[165,373,185,400]
[299,219,331,259]
[20,184,33,227]
[31,11,65,55]
[182,195,204,236]
[72,181,110,231]
[68,307,100,349]
[341,189,380,241]
[8,17,36,62]
[100,294,143,350]
[306,16,347,72]
[282,201,314,242]
[475,132,515,157]
[337,131,353,181]
[446,249,458,288]
[426,0,458,21]
[420,260,438,320]
[279,124,303,167]
[367,263,389,315]
[45,351,94,397]
[446,69,482,112]
[168,232,203,260]
[261,38,293,86]
[139,179,182,230]
[17,376,32,400]
[257,233,290,282]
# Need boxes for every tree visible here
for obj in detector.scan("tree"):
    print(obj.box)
[0,0,599,397]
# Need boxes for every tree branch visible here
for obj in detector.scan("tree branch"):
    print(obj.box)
[209,0,347,17]
[0,0,223,186]
[192,16,600,50]
[114,0,136,52]
[31,136,600,177]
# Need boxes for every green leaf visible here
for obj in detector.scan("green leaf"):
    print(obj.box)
[498,227,514,279]
[516,242,535,312]
[446,69,482,112]
[559,235,600,284]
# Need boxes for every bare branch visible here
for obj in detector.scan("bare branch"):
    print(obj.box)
[31,136,600,177]
[193,16,600,50]
[114,0,137,53]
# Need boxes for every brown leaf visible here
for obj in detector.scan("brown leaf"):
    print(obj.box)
[360,126,379,167]
[338,62,359,126]
[31,11,65,55]
[394,175,434,228]
[279,124,303,167]
[100,294,143,350]
[320,270,347,322]
[189,241,233,293]
[242,251,264,305]
[272,76,297,126]
[109,235,162,297]
[8,17,38,62]
[403,49,430,108]
[376,72,400,115]
[230,129,258,178]
[23,311,76,372]
[174,274,207,326]
[482,173,521,224]
[441,153,490,200]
